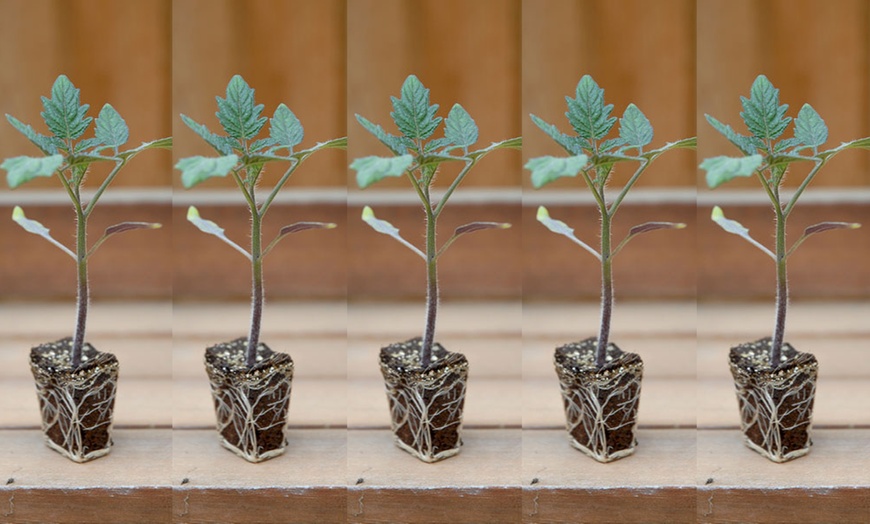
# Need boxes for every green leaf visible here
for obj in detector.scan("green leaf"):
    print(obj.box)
[180,114,234,155]
[216,75,267,140]
[5,115,60,154]
[355,114,408,155]
[118,136,173,161]
[619,103,653,149]
[250,137,278,152]
[390,75,441,140]
[361,206,425,259]
[525,155,588,189]
[599,137,627,152]
[794,104,827,148]
[351,154,413,189]
[270,104,303,150]
[740,75,791,141]
[467,136,523,161]
[175,155,239,188]
[186,206,250,259]
[700,155,763,189]
[710,206,775,259]
[94,104,129,149]
[444,104,478,149]
[565,75,616,141]
[536,206,599,259]
[704,114,757,155]
[40,75,92,140]
[2,155,64,188]
[11,206,75,258]
[529,114,585,155]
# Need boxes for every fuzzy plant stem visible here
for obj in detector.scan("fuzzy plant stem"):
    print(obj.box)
[420,202,439,368]
[71,204,89,368]
[246,203,264,368]
[770,203,788,366]
[596,212,613,369]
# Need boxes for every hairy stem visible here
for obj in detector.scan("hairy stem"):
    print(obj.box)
[71,192,88,368]
[770,195,787,366]
[420,191,438,368]
[596,211,613,369]
[246,189,264,368]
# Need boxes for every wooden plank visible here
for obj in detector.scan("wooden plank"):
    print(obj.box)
[0,302,171,339]
[348,429,521,523]
[698,429,870,523]
[173,429,345,523]
[173,301,346,338]
[697,301,870,338]
[523,429,696,523]
[349,301,521,338]
[522,301,696,338]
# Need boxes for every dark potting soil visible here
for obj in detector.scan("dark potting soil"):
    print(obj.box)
[554,338,643,455]
[380,337,468,457]
[30,337,119,456]
[205,338,294,455]
[729,338,818,456]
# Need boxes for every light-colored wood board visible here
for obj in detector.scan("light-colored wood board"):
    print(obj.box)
[173,338,346,379]
[522,429,695,489]
[0,302,171,339]
[348,301,521,338]
[173,378,345,428]
[697,338,870,378]
[0,338,171,379]
[524,378,696,429]
[0,429,170,487]
[172,301,346,338]
[347,429,521,488]
[1,378,171,429]
[697,429,870,488]
[349,338,521,379]
[172,429,345,488]
[697,301,870,338]
[523,301,696,338]
[698,378,870,428]
[523,338,696,379]
[348,378,521,429]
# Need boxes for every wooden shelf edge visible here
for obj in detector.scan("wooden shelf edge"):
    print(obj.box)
[348,486,521,524]
[172,487,345,524]
[697,486,870,524]
[522,486,695,524]
[0,487,170,524]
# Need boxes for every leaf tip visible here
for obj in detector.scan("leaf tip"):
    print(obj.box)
[711,206,724,220]
[324,223,338,230]
[498,222,511,229]
[674,223,687,229]
[849,223,861,229]
[187,206,200,221]
[11,205,24,221]
[361,205,374,220]
[149,223,163,230]
[536,206,550,221]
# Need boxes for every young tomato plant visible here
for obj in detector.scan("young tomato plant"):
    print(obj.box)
[526,75,695,369]
[2,75,171,367]
[176,75,346,368]
[701,75,869,367]
[351,74,520,368]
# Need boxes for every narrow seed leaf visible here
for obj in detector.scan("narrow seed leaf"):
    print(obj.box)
[619,103,653,149]
[525,155,588,189]
[536,206,600,259]
[711,206,775,259]
[565,75,616,141]
[361,206,425,259]
[350,154,413,189]
[105,221,162,236]
[270,104,304,150]
[279,222,337,235]
[700,155,763,189]
[529,114,585,155]
[40,75,92,140]
[628,222,687,236]
[175,155,238,188]
[805,222,861,236]
[740,75,791,141]
[455,222,510,236]
[2,155,64,188]
[216,75,267,140]
[11,206,75,258]
[95,104,129,148]
[390,75,441,140]
[705,114,757,155]
[180,114,234,155]
[794,104,828,148]
[186,206,250,259]
[5,115,60,154]
[444,104,478,149]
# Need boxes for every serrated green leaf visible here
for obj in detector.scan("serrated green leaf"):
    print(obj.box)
[619,103,653,149]
[180,114,234,155]
[390,75,441,140]
[525,155,587,189]
[773,137,802,153]
[444,104,478,149]
[2,155,64,188]
[270,104,303,150]
[700,155,763,189]
[95,104,129,149]
[175,155,238,188]
[186,206,250,259]
[794,104,827,148]
[565,75,616,141]
[5,115,60,154]
[216,75,267,140]
[355,114,408,155]
[40,75,91,140]
[467,136,523,161]
[351,154,414,189]
[529,114,585,155]
[74,138,103,153]
[424,137,453,153]
[117,136,173,161]
[250,137,278,152]
[704,114,757,155]
[711,206,775,259]
[11,206,75,258]
[599,137,627,152]
[740,75,790,141]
